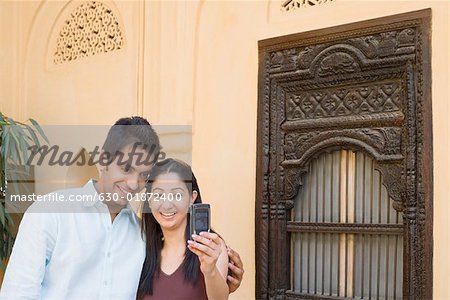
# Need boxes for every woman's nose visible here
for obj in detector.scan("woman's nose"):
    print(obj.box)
[161,198,175,209]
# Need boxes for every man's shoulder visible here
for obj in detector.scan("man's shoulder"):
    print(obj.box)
[26,183,96,214]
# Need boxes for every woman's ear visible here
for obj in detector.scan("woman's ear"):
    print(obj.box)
[191,190,198,204]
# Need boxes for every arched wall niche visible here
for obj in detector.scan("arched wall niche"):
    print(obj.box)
[23,0,139,125]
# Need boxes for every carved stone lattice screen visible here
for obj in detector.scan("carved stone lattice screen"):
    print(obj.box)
[54,1,124,64]
[256,9,432,300]
[282,0,334,12]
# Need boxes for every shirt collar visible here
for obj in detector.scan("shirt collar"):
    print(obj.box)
[82,179,100,207]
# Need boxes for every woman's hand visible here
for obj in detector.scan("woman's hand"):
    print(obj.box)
[188,232,229,300]
[187,232,223,277]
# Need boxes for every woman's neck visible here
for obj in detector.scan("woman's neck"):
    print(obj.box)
[161,220,187,254]
[159,221,188,274]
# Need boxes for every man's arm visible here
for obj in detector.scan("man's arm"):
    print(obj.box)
[0,207,57,299]
[226,246,244,293]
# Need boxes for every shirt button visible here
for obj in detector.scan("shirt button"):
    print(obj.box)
[104,281,108,286]
[107,252,111,257]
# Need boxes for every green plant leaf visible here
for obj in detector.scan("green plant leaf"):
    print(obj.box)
[5,125,19,147]
[8,119,32,164]
[5,209,13,226]
[29,119,49,144]
[0,260,6,272]
[7,126,25,164]
[0,113,46,262]
[7,168,30,177]
[7,167,33,199]
[24,123,41,148]
[1,129,11,163]
[0,204,5,227]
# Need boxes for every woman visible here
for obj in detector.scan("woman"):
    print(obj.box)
[137,158,229,300]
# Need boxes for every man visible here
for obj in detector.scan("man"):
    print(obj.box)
[0,116,243,299]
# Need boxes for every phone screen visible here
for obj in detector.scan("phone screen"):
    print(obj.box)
[195,209,209,233]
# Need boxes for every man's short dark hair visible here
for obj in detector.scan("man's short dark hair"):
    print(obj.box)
[101,116,161,166]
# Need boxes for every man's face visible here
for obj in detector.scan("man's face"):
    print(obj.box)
[100,145,154,207]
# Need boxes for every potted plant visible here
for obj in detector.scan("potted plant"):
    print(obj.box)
[0,112,48,272]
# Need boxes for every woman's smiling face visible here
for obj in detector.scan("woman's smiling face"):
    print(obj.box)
[149,172,197,231]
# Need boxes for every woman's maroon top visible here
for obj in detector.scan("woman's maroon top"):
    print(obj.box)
[143,265,208,300]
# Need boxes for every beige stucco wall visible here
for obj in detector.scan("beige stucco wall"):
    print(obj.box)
[1,0,449,299]
[1,1,139,123]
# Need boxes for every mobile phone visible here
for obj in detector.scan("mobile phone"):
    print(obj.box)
[189,203,211,238]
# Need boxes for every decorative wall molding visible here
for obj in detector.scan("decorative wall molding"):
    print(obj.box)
[54,1,124,64]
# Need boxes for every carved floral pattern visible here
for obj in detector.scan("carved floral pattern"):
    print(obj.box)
[282,0,335,12]
[286,81,403,120]
[269,28,416,72]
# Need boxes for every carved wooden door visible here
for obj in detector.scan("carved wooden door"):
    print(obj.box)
[256,9,432,300]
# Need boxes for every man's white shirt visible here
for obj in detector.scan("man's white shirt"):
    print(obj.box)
[0,180,146,300]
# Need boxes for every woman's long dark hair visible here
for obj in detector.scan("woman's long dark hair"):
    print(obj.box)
[137,158,203,299]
